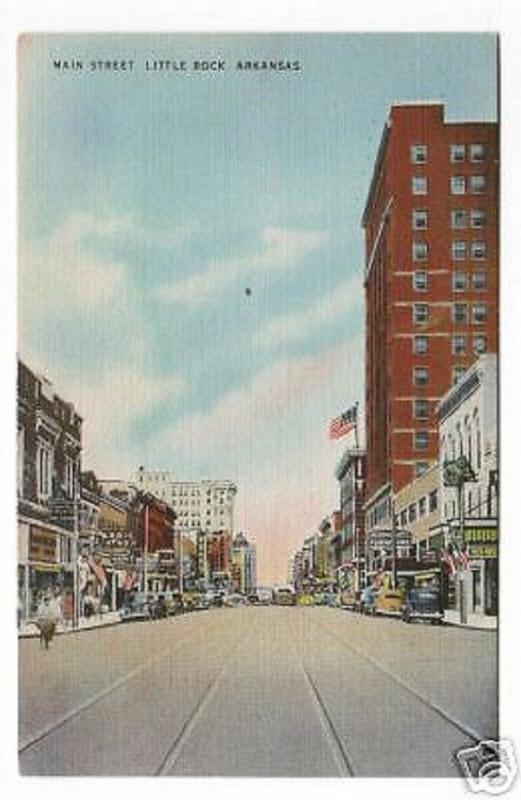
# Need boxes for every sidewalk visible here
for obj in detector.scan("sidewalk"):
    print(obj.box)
[18,611,122,638]
[443,609,497,631]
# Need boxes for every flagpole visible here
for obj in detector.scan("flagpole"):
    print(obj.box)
[354,401,360,449]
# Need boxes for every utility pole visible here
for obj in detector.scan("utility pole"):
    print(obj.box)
[143,501,149,595]
[391,497,397,589]
[73,467,79,628]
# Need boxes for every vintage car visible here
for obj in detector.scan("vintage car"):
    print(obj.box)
[296,594,315,606]
[120,592,150,622]
[402,585,443,624]
[339,589,358,610]
[359,585,376,615]
[272,588,296,606]
[374,588,404,617]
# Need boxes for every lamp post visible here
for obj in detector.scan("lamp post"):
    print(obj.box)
[443,456,477,623]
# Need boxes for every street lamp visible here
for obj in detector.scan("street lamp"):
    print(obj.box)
[443,456,477,623]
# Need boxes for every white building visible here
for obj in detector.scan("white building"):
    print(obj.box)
[436,354,498,619]
[438,354,497,525]
[133,467,238,533]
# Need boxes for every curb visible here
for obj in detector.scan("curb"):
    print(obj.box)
[18,618,122,639]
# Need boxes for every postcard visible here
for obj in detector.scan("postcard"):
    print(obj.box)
[15,30,508,789]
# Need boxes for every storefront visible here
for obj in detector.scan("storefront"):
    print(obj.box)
[18,516,77,624]
[465,525,498,616]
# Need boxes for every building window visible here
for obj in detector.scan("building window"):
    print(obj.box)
[473,303,487,324]
[453,303,469,324]
[414,367,429,386]
[450,144,466,162]
[451,176,466,195]
[408,504,417,523]
[413,303,428,324]
[414,399,429,419]
[412,176,427,195]
[418,496,427,517]
[413,271,428,291]
[470,175,486,194]
[411,144,428,164]
[400,510,407,527]
[452,240,467,260]
[414,431,429,450]
[470,143,485,162]
[412,209,428,230]
[470,209,486,228]
[412,241,428,262]
[473,334,487,354]
[416,462,429,477]
[472,270,487,290]
[453,334,467,354]
[451,209,467,229]
[65,456,76,499]
[471,240,486,259]
[17,427,25,497]
[37,443,53,500]
[414,335,428,354]
[453,366,467,385]
[453,271,467,292]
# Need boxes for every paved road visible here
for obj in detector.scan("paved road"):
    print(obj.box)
[19,607,497,777]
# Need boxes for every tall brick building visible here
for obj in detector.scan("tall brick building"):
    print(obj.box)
[362,103,498,535]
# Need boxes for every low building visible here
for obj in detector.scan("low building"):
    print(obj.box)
[17,360,82,625]
[393,463,441,550]
[434,354,498,619]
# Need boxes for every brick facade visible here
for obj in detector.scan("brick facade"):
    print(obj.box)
[363,104,498,505]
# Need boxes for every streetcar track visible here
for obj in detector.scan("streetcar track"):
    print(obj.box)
[154,626,252,775]
[301,663,356,776]
[312,615,483,744]
[18,614,223,755]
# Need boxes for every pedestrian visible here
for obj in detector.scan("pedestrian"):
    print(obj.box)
[36,594,57,650]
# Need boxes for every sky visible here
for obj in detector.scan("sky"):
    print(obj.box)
[18,33,497,583]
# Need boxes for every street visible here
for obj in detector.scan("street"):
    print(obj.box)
[19,607,497,777]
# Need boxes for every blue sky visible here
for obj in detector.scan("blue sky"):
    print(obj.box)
[18,33,497,581]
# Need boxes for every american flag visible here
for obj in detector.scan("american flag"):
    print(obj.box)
[329,404,357,440]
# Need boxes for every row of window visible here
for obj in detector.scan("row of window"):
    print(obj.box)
[413,332,487,355]
[411,143,486,164]
[412,175,486,195]
[412,270,487,292]
[397,489,439,530]
[413,302,487,324]
[413,365,474,387]
[412,209,486,230]
[412,240,488,260]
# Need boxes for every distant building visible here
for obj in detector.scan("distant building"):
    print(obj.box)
[133,467,237,534]
[17,360,82,625]
[231,532,257,594]
[335,448,366,593]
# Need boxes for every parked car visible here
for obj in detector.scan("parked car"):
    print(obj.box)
[339,589,358,610]
[223,593,248,608]
[402,585,443,624]
[120,591,150,622]
[375,588,404,617]
[297,594,314,606]
[360,585,376,615]
[272,588,296,606]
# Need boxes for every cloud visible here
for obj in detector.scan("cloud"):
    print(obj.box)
[19,213,128,317]
[153,226,329,305]
[254,276,363,349]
